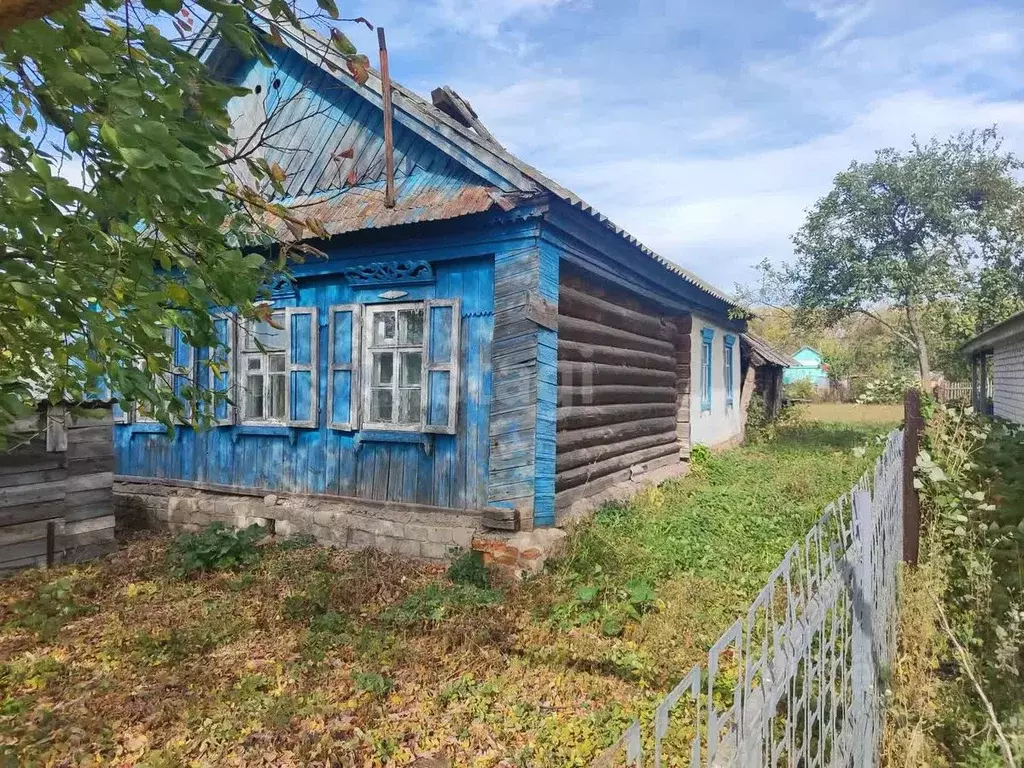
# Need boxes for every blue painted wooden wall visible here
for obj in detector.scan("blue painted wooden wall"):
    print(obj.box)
[115,243,495,509]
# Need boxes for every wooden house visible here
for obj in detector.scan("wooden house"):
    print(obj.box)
[962,309,1024,420]
[783,346,829,388]
[114,21,789,552]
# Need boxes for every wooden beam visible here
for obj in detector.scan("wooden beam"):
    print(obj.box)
[555,442,679,492]
[430,86,501,147]
[557,361,676,388]
[557,416,677,452]
[557,402,677,431]
[559,284,673,340]
[559,315,676,357]
[557,431,677,473]
[557,340,676,372]
[557,384,678,408]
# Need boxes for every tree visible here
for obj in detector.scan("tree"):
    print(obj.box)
[753,129,1024,381]
[0,0,371,428]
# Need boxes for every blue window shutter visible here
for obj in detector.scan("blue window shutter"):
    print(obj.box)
[724,334,735,407]
[210,313,235,425]
[328,304,361,430]
[286,307,319,428]
[422,298,461,434]
[701,328,714,412]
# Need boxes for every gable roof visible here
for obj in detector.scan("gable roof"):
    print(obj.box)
[742,334,799,368]
[192,16,738,310]
[791,346,823,363]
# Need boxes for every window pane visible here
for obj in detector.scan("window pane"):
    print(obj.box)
[246,355,262,372]
[371,389,393,422]
[373,311,396,345]
[372,352,394,386]
[245,313,285,351]
[245,374,264,419]
[269,373,286,419]
[398,388,421,425]
[398,309,424,345]
[269,352,286,372]
[399,351,422,386]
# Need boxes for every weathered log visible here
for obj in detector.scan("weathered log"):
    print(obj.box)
[557,361,676,388]
[557,431,677,473]
[557,340,676,372]
[557,416,677,452]
[559,285,673,340]
[555,442,680,492]
[558,315,675,357]
[557,385,678,408]
[557,402,676,431]
[555,469,632,511]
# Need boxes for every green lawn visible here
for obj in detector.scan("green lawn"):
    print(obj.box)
[1,415,898,767]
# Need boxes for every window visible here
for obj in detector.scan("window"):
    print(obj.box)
[240,311,287,423]
[724,334,736,408]
[363,304,425,429]
[700,328,714,412]
[136,327,181,423]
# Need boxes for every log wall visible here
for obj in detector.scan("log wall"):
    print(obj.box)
[555,271,688,511]
[1,404,116,575]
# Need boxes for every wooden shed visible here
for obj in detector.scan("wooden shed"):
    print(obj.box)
[1,402,117,575]
[740,334,799,421]
[112,17,795,555]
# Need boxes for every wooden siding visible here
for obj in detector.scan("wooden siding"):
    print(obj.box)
[554,268,684,511]
[226,47,496,206]
[116,251,496,510]
[1,405,116,574]
[486,236,558,529]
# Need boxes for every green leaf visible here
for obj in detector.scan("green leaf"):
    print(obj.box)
[100,121,119,148]
[316,0,339,18]
[330,29,357,55]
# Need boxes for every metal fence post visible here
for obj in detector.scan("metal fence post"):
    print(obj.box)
[902,389,922,565]
[850,488,875,768]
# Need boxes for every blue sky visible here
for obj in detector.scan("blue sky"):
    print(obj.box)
[334,2,1024,293]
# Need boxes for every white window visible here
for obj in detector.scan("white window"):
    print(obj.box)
[362,303,425,430]
[239,311,288,423]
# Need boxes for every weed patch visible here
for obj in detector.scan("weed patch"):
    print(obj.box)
[167,522,266,577]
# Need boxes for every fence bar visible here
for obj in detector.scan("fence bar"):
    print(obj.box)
[902,388,922,565]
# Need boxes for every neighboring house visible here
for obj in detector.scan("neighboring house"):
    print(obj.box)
[113,19,791,551]
[962,310,1024,421]
[783,346,829,388]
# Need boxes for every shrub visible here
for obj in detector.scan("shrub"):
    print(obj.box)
[446,549,489,589]
[167,522,266,578]
[855,374,915,404]
[783,378,816,402]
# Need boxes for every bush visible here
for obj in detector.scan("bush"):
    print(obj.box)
[855,374,915,404]
[784,378,818,402]
[167,522,266,578]
[446,549,489,589]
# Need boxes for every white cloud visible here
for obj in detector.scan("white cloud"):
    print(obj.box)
[432,0,578,38]
[789,0,875,49]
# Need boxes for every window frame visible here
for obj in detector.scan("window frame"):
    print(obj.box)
[238,309,289,426]
[700,327,714,413]
[724,334,736,408]
[135,327,183,424]
[360,301,427,433]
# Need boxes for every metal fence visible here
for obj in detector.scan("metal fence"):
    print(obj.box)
[593,429,904,768]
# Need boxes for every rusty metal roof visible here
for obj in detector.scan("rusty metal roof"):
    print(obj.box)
[270,168,513,240]
[742,333,799,368]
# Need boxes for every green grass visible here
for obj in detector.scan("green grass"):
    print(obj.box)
[548,418,898,680]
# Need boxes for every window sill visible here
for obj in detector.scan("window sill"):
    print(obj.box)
[355,430,433,455]
[130,422,174,436]
[232,425,299,445]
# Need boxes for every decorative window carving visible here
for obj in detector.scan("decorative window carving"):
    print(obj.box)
[701,327,714,412]
[341,260,435,287]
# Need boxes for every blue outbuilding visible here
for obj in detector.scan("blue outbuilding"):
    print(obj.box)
[114,20,786,554]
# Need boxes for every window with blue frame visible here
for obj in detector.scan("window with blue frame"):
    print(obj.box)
[724,334,735,407]
[700,328,714,412]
